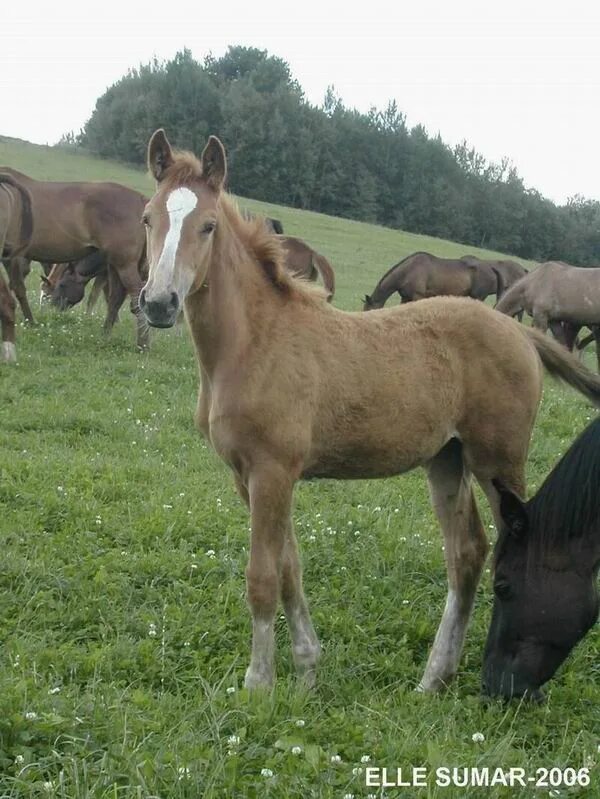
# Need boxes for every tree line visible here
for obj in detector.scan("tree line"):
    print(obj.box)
[69,47,600,265]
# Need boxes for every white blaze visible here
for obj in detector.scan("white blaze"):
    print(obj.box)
[151,187,197,293]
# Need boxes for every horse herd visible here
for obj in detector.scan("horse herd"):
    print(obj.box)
[1,131,599,704]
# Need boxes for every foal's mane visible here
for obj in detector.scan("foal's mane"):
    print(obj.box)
[160,150,326,302]
[527,418,600,554]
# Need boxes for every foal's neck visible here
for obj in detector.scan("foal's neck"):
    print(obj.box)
[186,225,280,378]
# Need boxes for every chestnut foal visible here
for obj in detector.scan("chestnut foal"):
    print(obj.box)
[140,130,600,692]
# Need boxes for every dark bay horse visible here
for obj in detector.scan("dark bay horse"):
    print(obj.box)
[485,419,600,699]
[0,173,34,361]
[277,235,335,300]
[139,130,600,693]
[496,261,600,371]
[0,167,149,349]
[43,252,110,315]
[363,252,499,310]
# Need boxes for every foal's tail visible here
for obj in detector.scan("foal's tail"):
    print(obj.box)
[312,252,336,302]
[0,172,33,257]
[526,327,600,407]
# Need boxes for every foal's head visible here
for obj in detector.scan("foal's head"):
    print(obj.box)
[483,427,600,700]
[139,129,226,328]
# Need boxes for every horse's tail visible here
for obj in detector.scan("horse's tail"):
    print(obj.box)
[491,266,506,300]
[495,277,525,317]
[0,172,33,257]
[525,327,600,407]
[312,252,335,301]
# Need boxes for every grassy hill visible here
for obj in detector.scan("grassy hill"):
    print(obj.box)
[0,135,531,310]
[0,137,596,799]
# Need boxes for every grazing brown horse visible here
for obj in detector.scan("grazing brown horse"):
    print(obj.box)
[0,167,149,349]
[139,130,600,693]
[496,261,600,371]
[277,235,335,300]
[363,252,499,309]
[43,252,110,313]
[0,173,34,361]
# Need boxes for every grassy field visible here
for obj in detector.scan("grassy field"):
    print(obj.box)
[0,136,598,798]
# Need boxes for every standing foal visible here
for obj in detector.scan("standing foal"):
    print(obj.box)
[140,130,600,692]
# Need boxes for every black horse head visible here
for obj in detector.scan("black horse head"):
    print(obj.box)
[483,421,600,700]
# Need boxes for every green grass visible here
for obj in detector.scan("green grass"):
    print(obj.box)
[0,137,598,798]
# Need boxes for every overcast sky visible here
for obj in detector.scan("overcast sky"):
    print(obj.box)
[3,0,600,204]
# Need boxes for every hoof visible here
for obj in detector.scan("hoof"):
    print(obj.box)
[244,667,274,690]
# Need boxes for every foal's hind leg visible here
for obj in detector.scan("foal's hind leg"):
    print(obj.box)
[419,439,488,692]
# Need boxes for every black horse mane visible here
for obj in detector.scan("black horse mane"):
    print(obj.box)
[527,418,600,553]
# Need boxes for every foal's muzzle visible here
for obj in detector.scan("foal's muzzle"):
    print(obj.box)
[139,288,179,328]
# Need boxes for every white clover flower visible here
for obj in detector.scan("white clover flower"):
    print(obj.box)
[148,623,157,638]
[291,745,302,755]
[295,719,305,727]
[177,766,190,780]
[352,766,363,776]
[24,711,38,721]
[343,794,355,799]
[48,686,61,695]
[472,732,485,743]
[15,754,24,765]
[42,782,54,792]
[228,735,240,746]
[261,768,274,778]
[226,686,236,695]
[330,754,342,764]
[206,549,216,558]
[361,755,371,763]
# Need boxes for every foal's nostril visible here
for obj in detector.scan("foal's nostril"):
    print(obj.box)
[169,291,179,311]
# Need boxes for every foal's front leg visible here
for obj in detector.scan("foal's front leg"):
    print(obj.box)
[244,464,294,689]
[281,527,321,686]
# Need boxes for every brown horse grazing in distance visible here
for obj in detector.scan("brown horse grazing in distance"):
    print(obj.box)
[0,167,149,349]
[363,252,499,310]
[496,261,600,371]
[139,129,600,694]
[0,173,34,361]
[277,235,335,301]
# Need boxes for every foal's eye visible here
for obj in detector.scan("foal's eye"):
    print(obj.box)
[201,221,216,235]
[142,215,151,228]
[494,581,512,600]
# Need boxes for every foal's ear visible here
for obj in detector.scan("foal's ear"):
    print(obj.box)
[364,294,371,304]
[493,479,528,538]
[147,129,174,182]
[200,136,227,191]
